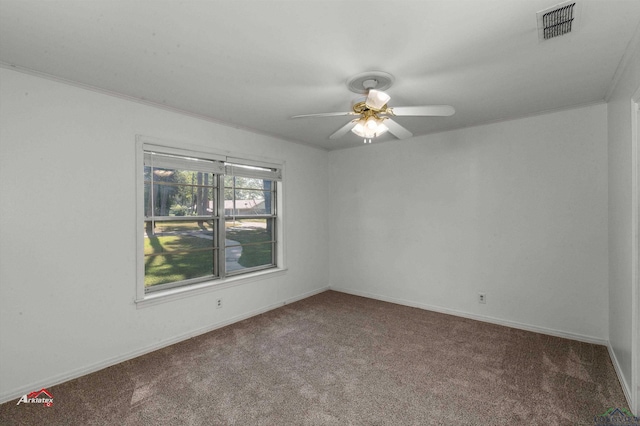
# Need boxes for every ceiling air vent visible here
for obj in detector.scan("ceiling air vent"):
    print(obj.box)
[537,1,576,41]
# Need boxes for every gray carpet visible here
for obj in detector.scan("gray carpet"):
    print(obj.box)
[0,290,630,425]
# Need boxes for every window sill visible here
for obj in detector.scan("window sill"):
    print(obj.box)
[134,267,288,309]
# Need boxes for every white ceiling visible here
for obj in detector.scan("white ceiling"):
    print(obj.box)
[1,1,639,150]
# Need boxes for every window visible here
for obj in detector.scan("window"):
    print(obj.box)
[138,140,283,300]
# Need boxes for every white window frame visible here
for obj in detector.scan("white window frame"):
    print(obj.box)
[135,136,286,307]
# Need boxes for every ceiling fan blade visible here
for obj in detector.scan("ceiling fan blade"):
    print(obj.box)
[291,112,355,119]
[329,120,357,140]
[387,105,455,117]
[384,118,413,139]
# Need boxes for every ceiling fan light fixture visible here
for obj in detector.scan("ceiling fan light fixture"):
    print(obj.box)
[365,116,378,131]
[366,89,391,111]
[351,121,366,137]
[351,117,389,139]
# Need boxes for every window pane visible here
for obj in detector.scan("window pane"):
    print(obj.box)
[224,176,263,190]
[225,218,274,271]
[225,190,270,215]
[144,220,217,288]
[225,242,273,272]
[145,168,216,218]
[224,178,274,215]
[151,220,216,235]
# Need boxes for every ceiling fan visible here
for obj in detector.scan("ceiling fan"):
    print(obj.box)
[292,71,455,143]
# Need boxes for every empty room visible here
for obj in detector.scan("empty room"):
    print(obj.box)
[1,1,639,424]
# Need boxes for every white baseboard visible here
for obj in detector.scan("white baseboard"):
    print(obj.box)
[607,342,634,412]
[0,286,329,405]
[329,286,608,345]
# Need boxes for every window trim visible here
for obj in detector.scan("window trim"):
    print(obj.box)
[135,135,286,307]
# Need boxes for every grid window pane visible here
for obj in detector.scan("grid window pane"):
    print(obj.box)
[145,168,216,218]
[224,177,275,216]
[225,218,275,272]
[144,220,217,288]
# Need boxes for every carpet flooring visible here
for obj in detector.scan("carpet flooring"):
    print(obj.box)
[0,290,630,425]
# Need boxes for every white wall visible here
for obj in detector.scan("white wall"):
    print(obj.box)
[0,68,329,402]
[607,40,640,411]
[329,103,609,342]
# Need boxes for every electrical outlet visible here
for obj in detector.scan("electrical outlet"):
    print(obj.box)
[216,298,223,309]
[478,293,486,304]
